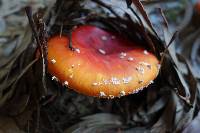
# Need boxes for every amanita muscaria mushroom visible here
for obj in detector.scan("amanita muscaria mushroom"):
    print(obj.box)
[48,25,160,98]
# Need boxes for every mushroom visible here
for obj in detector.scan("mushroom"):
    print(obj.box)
[47,25,160,98]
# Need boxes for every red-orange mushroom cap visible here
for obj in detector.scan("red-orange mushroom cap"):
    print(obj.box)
[48,25,160,98]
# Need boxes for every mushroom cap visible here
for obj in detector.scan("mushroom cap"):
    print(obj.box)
[48,25,160,98]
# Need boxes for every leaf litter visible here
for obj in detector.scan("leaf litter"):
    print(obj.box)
[0,0,199,133]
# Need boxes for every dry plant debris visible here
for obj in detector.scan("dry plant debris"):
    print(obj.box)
[0,0,199,133]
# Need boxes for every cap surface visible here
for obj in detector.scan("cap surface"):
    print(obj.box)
[48,25,160,98]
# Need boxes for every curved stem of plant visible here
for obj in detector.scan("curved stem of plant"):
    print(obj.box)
[69,32,75,51]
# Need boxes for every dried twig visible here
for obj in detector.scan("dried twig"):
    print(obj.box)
[25,6,48,94]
